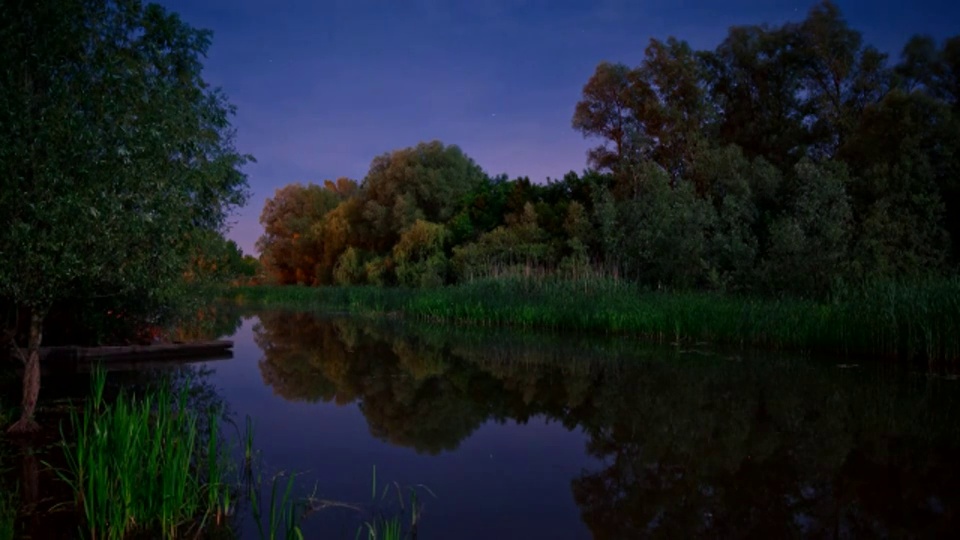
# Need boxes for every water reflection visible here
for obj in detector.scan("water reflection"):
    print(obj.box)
[252,310,960,538]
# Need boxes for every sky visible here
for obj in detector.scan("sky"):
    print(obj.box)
[155,0,960,256]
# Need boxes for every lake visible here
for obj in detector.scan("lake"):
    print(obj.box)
[192,309,960,539]
[7,307,959,539]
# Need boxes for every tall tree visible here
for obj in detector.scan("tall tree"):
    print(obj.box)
[0,0,250,432]
[357,141,488,253]
[257,182,348,284]
[572,62,648,172]
[702,23,812,171]
[637,37,710,182]
[800,1,891,157]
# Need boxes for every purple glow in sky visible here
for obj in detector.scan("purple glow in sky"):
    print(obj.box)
[156,0,960,255]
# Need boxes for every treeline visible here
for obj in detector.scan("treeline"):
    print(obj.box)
[258,1,960,298]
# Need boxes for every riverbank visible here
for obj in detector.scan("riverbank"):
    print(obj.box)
[231,276,960,364]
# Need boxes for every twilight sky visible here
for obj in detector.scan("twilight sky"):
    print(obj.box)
[156,0,960,255]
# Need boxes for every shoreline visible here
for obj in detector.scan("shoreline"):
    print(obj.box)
[228,277,960,366]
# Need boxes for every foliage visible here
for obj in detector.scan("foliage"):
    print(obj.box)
[0,0,250,430]
[252,2,960,312]
[57,369,233,540]
[358,466,431,540]
[234,274,960,363]
[249,472,305,540]
[258,182,352,285]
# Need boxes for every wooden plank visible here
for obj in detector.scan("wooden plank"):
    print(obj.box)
[26,340,234,363]
[40,351,234,375]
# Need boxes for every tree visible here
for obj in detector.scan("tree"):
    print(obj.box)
[572,62,647,171]
[638,38,711,181]
[702,23,812,171]
[357,141,488,253]
[257,182,347,284]
[615,162,715,288]
[763,159,853,296]
[393,220,450,288]
[0,0,250,432]
[573,39,709,180]
[799,1,891,157]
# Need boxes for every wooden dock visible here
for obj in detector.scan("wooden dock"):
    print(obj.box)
[37,340,233,362]
[22,340,235,373]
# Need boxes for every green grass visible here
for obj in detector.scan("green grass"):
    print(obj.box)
[231,275,960,363]
[55,369,233,540]
[249,471,304,540]
[357,466,432,540]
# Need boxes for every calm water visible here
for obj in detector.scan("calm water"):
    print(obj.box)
[178,309,960,539]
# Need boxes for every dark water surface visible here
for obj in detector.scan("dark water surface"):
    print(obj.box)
[191,310,960,539]
[6,308,959,539]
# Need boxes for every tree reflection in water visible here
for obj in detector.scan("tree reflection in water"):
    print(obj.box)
[254,310,960,538]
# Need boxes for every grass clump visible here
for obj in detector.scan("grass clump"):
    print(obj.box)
[56,369,232,540]
[357,466,432,540]
[249,471,304,540]
[231,275,960,364]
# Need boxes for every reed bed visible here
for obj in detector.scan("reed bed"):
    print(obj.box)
[56,370,232,540]
[358,466,430,540]
[231,275,960,363]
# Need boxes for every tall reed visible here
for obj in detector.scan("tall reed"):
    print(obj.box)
[249,471,304,540]
[56,368,232,540]
[231,275,960,364]
[358,466,432,540]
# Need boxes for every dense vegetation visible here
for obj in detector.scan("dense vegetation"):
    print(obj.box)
[235,277,960,362]
[257,2,960,303]
[0,0,253,431]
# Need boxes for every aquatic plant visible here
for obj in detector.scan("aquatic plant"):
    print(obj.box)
[55,368,233,540]
[249,471,304,540]
[231,275,960,364]
[358,466,433,540]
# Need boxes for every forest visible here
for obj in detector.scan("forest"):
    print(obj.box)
[257,1,960,300]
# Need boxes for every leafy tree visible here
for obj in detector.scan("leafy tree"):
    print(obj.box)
[841,90,954,275]
[357,141,488,253]
[185,231,253,284]
[316,196,365,284]
[451,203,553,280]
[573,39,709,180]
[938,36,960,107]
[393,220,450,288]
[689,145,773,291]
[616,163,715,288]
[701,23,812,171]
[799,1,891,157]
[762,159,853,296]
[572,62,643,171]
[447,174,513,245]
[257,182,347,285]
[0,0,249,431]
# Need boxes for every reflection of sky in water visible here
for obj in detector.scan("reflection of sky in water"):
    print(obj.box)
[200,317,598,539]
[187,312,960,540]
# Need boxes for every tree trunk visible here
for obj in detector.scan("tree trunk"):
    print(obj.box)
[7,308,44,434]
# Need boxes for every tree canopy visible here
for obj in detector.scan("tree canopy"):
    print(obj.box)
[257,1,960,298]
[0,0,250,431]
